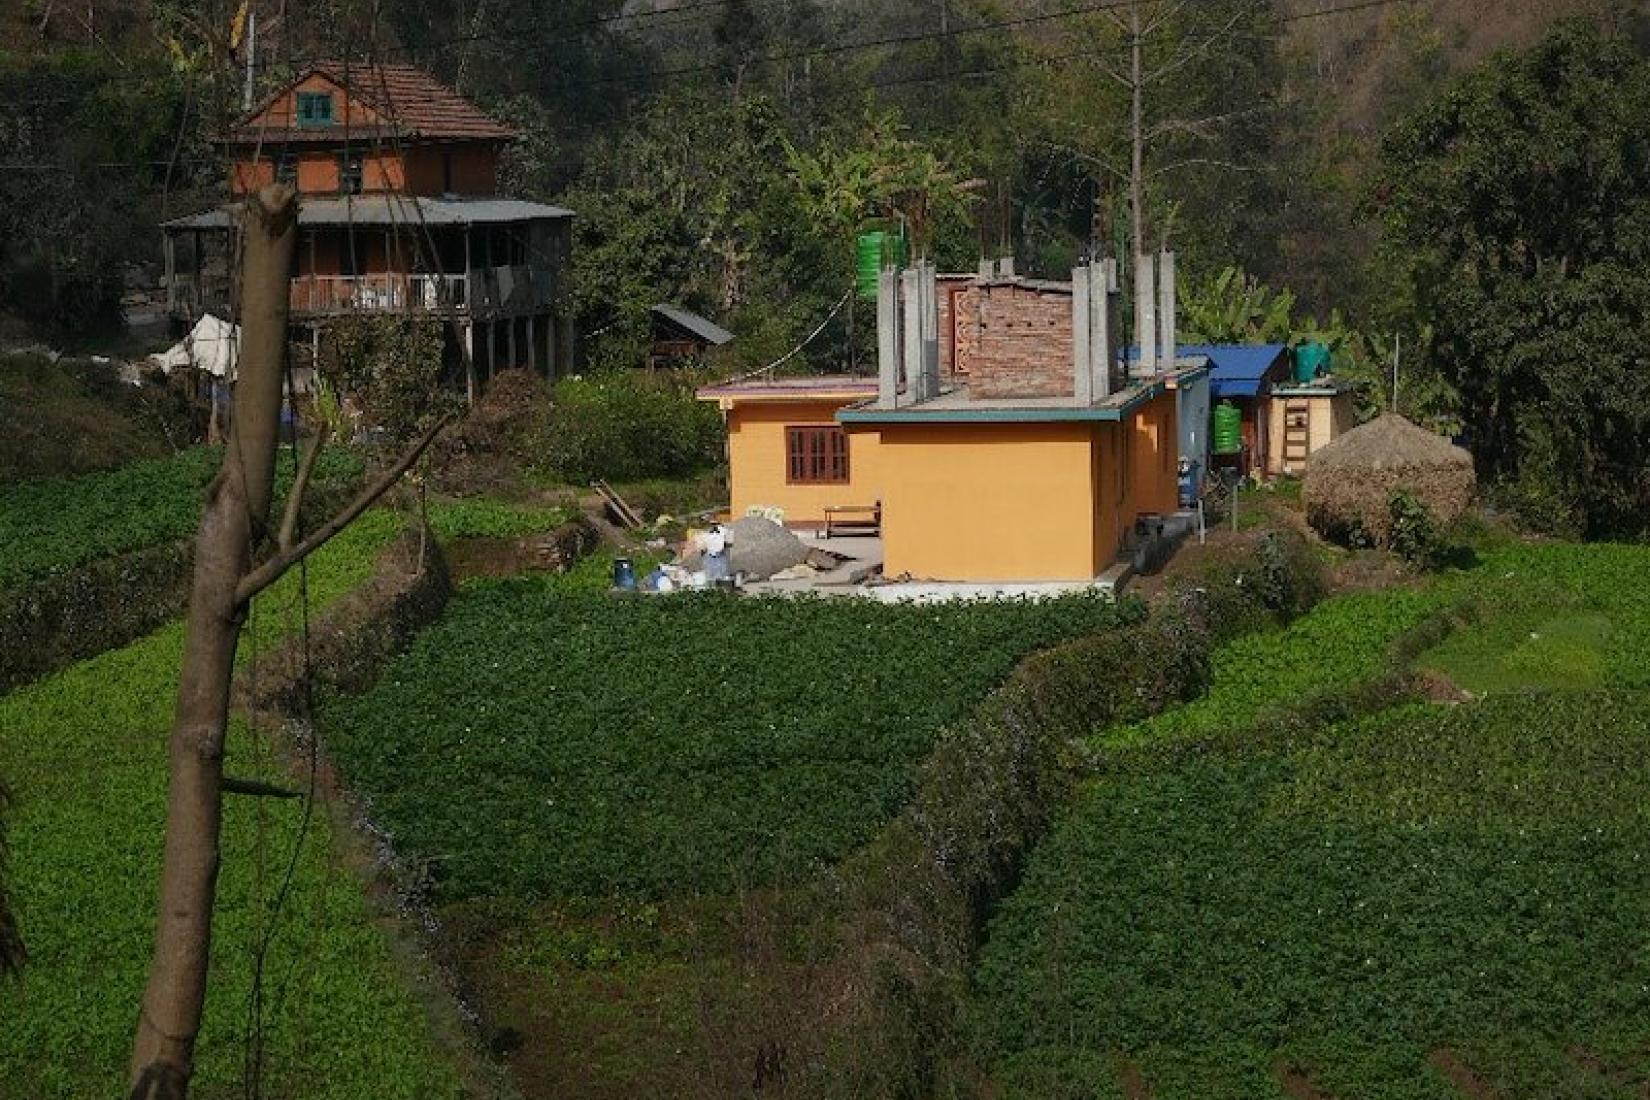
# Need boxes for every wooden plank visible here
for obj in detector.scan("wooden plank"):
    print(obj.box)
[592,479,644,529]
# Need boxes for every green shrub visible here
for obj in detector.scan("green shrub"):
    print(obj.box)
[321,314,461,444]
[539,372,725,483]
[1388,488,1447,570]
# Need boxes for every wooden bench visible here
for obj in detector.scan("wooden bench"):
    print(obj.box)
[824,502,881,539]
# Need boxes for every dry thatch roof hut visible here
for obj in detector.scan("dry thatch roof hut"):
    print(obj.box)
[1303,414,1475,546]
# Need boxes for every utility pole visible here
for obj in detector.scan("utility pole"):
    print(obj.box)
[1128,0,1145,267]
[939,0,953,77]
[242,8,256,111]
[1392,332,1401,414]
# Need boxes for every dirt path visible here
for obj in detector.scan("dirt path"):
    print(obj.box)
[1116,1056,1153,1100]
[1277,1060,1337,1100]
[1567,1045,1650,1098]
[1429,1049,1502,1099]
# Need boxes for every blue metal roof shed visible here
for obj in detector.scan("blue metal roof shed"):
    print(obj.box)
[1182,343,1290,399]
[1125,343,1290,398]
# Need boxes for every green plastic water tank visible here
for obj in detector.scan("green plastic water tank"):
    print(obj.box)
[1212,402,1243,455]
[1295,341,1331,384]
[855,231,906,299]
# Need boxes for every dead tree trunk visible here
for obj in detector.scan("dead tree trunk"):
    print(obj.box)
[127,183,296,1097]
[128,185,448,1099]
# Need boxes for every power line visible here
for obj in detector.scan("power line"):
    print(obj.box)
[1,0,1423,111]
[2,0,1424,173]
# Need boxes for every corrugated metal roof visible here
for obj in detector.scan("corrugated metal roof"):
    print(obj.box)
[163,195,574,230]
[652,304,735,346]
[1129,343,1289,398]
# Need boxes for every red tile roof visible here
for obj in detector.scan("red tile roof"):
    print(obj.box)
[234,62,517,143]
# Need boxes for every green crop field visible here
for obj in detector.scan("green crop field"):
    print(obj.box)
[0,510,462,1099]
[0,445,363,591]
[1100,586,1449,750]
[424,496,572,541]
[321,576,1131,901]
[969,541,1650,1099]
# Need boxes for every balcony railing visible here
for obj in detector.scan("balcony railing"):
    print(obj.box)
[288,272,468,314]
[170,266,553,320]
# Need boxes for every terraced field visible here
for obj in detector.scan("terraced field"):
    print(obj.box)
[0,511,465,1098]
[322,572,1132,900]
[969,541,1650,1099]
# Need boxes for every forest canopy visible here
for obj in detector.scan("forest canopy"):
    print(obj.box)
[4,0,1649,533]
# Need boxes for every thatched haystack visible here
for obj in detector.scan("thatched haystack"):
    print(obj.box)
[1303,414,1475,546]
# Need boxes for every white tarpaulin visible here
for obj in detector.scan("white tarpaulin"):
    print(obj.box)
[150,313,240,380]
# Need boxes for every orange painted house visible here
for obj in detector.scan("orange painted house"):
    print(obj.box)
[697,377,883,524]
[705,260,1195,583]
[163,62,573,393]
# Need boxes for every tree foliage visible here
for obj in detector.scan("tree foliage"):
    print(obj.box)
[0,52,192,332]
[322,314,458,445]
[1375,21,1650,537]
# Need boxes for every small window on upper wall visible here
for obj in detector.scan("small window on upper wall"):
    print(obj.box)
[296,91,334,128]
[275,153,298,187]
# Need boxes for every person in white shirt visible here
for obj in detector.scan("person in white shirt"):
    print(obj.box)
[702,523,731,583]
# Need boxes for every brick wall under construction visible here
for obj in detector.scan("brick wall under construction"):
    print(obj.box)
[966,282,1074,399]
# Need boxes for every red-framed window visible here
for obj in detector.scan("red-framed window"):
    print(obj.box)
[786,425,850,484]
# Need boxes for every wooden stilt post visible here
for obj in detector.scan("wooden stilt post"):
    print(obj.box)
[464,320,477,405]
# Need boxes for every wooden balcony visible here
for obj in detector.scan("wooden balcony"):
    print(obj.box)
[169,264,554,322]
[288,272,468,314]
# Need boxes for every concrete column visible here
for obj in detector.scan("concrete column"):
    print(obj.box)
[1072,264,1093,405]
[901,267,922,403]
[916,261,939,402]
[877,265,901,407]
[1100,258,1120,397]
[1157,249,1177,372]
[527,313,539,376]
[1088,261,1107,400]
[1135,253,1158,376]
[507,315,518,371]
[486,320,496,383]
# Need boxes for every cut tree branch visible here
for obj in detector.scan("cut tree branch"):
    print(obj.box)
[1145,107,1272,143]
[1148,157,1260,178]
[236,416,450,605]
[1141,0,1194,38]
[276,423,330,553]
[1039,138,1128,182]
[1143,10,1246,86]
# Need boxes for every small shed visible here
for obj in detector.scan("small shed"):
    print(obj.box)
[1266,379,1357,477]
[1303,413,1476,546]
[1185,343,1291,476]
[650,304,734,369]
